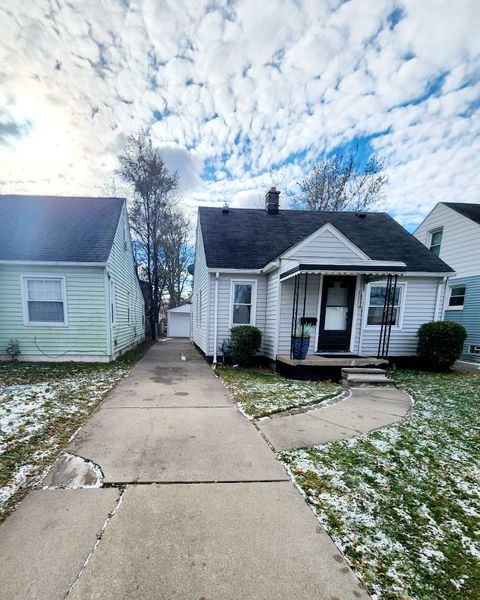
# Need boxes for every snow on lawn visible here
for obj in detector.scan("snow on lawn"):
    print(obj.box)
[281,370,480,599]
[216,367,343,418]
[0,349,145,518]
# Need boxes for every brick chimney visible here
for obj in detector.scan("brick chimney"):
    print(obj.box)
[265,187,280,215]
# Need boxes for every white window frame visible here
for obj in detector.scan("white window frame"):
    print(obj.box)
[229,279,257,327]
[447,284,466,311]
[469,344,480,355]
[363,281,406,330]
[428,228,443,256]
[110,279,116,326]
[21,275,68,327]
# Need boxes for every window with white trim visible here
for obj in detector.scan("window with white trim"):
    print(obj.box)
[231,281,255,326]
[22,276,67,326]
[366,284,403,327]
[448,285,466,309]
[469,344,480,355]
[429,228,443,256]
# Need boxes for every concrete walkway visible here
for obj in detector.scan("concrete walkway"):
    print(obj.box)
[0,340,368,600]
[256,387,412,452]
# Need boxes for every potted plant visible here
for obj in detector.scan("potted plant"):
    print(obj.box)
[292,323,312,360]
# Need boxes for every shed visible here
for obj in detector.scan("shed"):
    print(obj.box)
[167,304,192,338]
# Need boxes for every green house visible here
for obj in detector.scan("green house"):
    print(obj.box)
[0,195,145,362]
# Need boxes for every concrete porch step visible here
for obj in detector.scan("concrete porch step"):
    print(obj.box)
[341,368,395,388]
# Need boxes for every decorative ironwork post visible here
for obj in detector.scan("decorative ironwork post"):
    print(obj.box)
[377,274,398,359]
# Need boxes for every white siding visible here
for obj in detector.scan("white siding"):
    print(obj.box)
[208,273,268,357]
[107,206,145,357]
[264,270,280,359]
[285,228,364,261]
[191,222,209,353]
[414,203,480,278]
[359,277,439,356]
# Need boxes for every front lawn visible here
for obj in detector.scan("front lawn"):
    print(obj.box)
[216,366,343,418]
[0,343,149,520]
[281,370,480,599]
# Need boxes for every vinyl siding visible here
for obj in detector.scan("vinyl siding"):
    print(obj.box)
[285,228,364,261]
[444,275,480,363]
[107,206,145,357]
[191,222,209,353]
[360,277,439,356]
[0,263,109,359]
[414,203,480,278]
[264,270,280,359]
[208,273,268,357]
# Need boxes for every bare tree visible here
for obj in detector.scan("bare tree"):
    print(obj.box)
[297,150,388,211]
[161,204,193,310]
[117,130,178,339]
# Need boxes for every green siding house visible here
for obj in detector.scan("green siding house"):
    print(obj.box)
[0,195,145,362]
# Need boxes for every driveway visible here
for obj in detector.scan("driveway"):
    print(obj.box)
[0,339,368,599]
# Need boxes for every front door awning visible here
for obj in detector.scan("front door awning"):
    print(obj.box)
[280,262,407,281]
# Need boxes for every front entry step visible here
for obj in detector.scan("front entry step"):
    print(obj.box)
[341,367,395,388]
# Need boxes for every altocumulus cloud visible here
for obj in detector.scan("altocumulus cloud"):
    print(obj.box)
[0,0,479,229]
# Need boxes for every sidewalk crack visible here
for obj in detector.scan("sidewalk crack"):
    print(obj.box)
[63,486,126,598]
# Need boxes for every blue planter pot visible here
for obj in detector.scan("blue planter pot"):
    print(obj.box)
[292,337,310,360]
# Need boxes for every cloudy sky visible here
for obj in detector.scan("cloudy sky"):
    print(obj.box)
[1,0,479,230]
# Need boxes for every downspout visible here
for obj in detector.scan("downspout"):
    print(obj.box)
[213,272,219,365]
[434,277,446,321]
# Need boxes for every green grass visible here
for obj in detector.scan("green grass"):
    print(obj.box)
[0,341,150,520]
[216,366,343,418]
[281,370,480,599]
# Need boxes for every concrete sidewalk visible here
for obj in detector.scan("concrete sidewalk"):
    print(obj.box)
[0,339,369,600]
[256,387,412,451]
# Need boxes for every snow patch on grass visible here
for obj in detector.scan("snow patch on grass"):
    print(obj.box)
[216,367,343,418]
[281,370,480,599]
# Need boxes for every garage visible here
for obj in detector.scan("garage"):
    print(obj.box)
[167,304,192,338]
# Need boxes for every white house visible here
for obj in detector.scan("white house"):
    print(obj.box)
[414,202,480,364]
[192,189,454,371]
[167,304,192,338]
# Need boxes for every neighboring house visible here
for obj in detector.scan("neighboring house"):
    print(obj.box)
[192,188,454,367]
[0,195,145,362]
[414,202,480,364]
[167,304,192,338]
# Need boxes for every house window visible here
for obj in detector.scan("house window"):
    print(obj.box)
[448,285,466,309]
[469,345,480,355]
[231,281,256,326]
[22,276,67,326]
[429,229,443,256]
[366,284,403,327]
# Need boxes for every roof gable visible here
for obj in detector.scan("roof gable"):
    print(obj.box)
[0,195,125,263]
[198,207,454,273]
[281,222,370,261]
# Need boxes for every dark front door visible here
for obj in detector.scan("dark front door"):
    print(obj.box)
[317,276,356,353]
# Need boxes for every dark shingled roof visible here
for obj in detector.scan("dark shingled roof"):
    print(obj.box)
[0,195,124,262]
[199,207,454,273]
[443,202,480,226]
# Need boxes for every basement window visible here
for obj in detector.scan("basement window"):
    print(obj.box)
[469,345,480,355]
[22,276,68,326]
[448,286,466,309]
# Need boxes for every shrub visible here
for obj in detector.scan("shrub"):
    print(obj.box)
[229,325,262,366]
[417,321,467,371]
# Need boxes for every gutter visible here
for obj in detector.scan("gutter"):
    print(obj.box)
[213,272,219,365]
